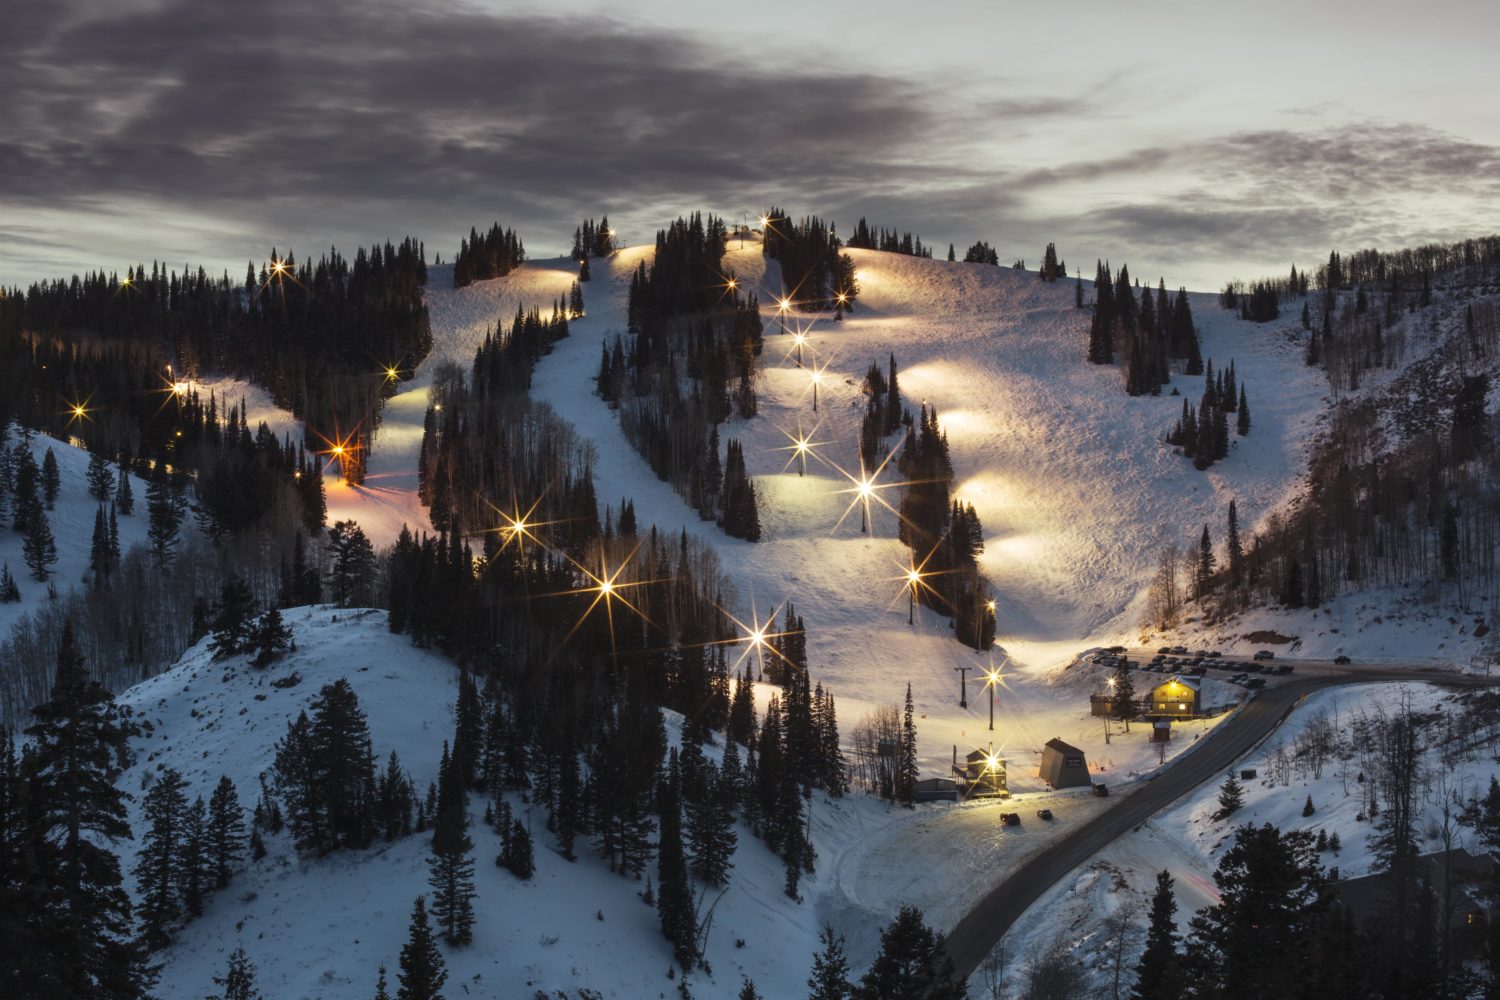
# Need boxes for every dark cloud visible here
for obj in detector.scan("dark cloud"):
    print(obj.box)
[2,0,1003,270]
[2,0,1496,289]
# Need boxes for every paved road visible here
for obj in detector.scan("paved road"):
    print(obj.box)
[944,664,1494,982]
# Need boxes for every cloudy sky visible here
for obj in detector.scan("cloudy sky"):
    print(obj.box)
[4,0,1497,288]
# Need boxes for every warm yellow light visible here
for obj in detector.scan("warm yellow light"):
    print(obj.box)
[857,478,874,499]
[758,215,770,227]
[271,260,287,274]
[986,669,1003,686]
[837,293,848,303]
[598,579,615,596]
[72,405,87,419]
[726,278,738,290]
[121,277,132,287]
[793,332,807,346]
[987,599,997,613]
[984,754,1001,772]
[331,444,346,457]
[907,568,922,585]
[810,370,824,386]
[172,382,187,395]
[386,367,399,380]
[433,403,443,412]
[778,297,792,313]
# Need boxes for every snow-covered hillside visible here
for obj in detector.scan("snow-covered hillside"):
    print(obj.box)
[115,608,1150,999]
[994,679,1499,996]
[0,425,153,637]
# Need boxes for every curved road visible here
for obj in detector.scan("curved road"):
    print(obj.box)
[944,664,1495,981]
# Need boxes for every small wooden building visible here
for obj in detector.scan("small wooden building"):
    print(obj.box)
[914,777,959,802]
[1149,676,1201,718]
[954,748,1009,798]
[1039,738,1091,789]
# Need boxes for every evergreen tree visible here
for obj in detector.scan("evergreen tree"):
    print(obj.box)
[1194,526,1216,602]
[1236,387,1250,436]
[498,817,534,879]
[1112,661,1137,729]
[146,465,181,566]
[250,608,292,667]
[657,752,698,970]
[427,795,476,946]
[114,461,134,515]
[87,451,115,501]
[327,520,378,607]
[0,562,20,602]
[209,946,263,1000]
[685,763,737,887]
[855,905,965,1000]
[1216,773,1244,820]
[135,768,189,949]
[808,923,854,1000]
[395,897,448,1000]
[179,796,209,918]
[22,504,57,581]
[897,684,918,808]
[1133,871,1185,1000]
[209,575,257,660]
[22,621,153,997]
[1226,500,1244,587]
[208,776,246,889]
[373,965,391,1000]
[41,448,60,508]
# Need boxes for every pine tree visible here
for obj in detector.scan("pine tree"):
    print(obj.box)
[23,621,153,996]
[685,764,736,887]
[1216,773,1244,819]
[250,608,292,667]
[209,575,257,660]
[115,461,134,515]
[1133,871,1184,1000]
[0,562,20,602]
[1236,387,1250,436]
[208,775,247,889]
[1194,525,1216,602]
[210,946,263,1000]
[87,450,115,501]
[41,448,60,508]
[327,520,377,607]
[179,796,210,918]
[807,923,853,1000]
[23,504,58,581]
[898,683,918,808]
[135,768,189,949]
[147,465,181,566]
[396,897,448,1000]
[498,817,534,878]
[856,905,965,1000]
[427,796,476,946]
[657,751,698,970]
[1226,500,1244,587]
[373,965,391,1000]
[740,981,763,1000]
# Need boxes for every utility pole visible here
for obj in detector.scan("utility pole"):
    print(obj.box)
[954,666,969,708]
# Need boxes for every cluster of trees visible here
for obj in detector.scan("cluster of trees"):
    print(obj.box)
[760,209,860,313]
[2,436,60,581]
[1038,243,1067,282]
[961,241,999,265]
[135,769,247,950]
[1164,359,1251,469]
[859,356,907,469]
[898,405,995,649]
[0,239,430,488]
[602,214,765,535]
[452,223,525,288]
[571,217,616,260]
[1087,262,1202,395]
[1,625,166,995]
[844,218,934,258]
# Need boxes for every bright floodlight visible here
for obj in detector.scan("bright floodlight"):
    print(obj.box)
[778,297,792,312]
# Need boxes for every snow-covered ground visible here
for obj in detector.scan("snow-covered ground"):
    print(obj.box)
[0,425,153,637]
[116,608,1144,999]
[990,679,1499,996]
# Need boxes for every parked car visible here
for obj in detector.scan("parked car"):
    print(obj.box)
[1274,665,1294,675]
[1186,666,1207,677]
[1171,645,1188,654]
[1244,677,1267,689]
[1334,654,1352,664]
[1253,650,1275,660]
[1105,645,1127,653]
[999,812,1021,827]
[1036,808,1054,820]
[1158,646,1172,654]
[1092,783,1110,797]
[1208,650,1222,658]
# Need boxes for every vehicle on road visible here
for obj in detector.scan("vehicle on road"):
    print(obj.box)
[1036,808,1053,820]
[1334,655,1351,664]
[1244,677,1266,689]
[1092,784,1109,797]
[1253,650,1275,660]
[999,812,1021,827]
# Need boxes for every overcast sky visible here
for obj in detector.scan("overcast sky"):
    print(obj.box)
[4,0,1497,289]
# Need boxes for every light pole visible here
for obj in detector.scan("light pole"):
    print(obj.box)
[778,297,792,336]
[984,667,1002,731]
[954,666,969,708]
[858,478,872,533]
[907,568,920,625]
[793,331,806,367]
[811,369,823,413]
